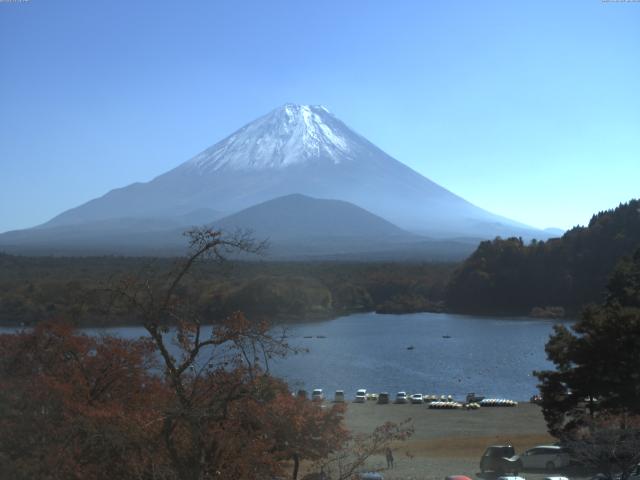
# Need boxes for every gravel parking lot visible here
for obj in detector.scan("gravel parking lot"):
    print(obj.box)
[330,402,588,480]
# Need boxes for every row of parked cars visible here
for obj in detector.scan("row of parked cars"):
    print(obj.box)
[304,388,459,404]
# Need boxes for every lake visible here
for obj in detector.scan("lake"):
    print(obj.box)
[268,312,570,401]
[1,312,571,401]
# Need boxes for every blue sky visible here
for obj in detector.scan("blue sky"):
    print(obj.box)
[0,0,638,233]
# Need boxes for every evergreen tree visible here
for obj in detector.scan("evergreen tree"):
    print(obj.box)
[535,249,640,436]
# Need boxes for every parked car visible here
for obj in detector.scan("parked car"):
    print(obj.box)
[480,445,522,474]
[357,473,383,480]
[445,476,473,480]
[517,445,570,471]
[354,389,367,403]
[311,389,324,401]
[297,389,308,399]
[530,395,543,404]
[334,390,345,402]
[410,393,424,404]
[497,476,526,480]
[395,392,408,404]
[377,392,390,404]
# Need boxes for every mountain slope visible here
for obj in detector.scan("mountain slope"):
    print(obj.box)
[0,209,223,256]
[205,194,482,260]
[0,194,478,260]
[213,194,413,241]
[38,104,546,241]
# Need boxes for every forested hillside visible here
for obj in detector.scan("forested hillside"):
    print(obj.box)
[446,199,640,315]
[0,255,454,326]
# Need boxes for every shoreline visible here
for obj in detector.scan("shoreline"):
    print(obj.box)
[0,308,575,329]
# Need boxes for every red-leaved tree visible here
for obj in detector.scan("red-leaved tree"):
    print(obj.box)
[0,229,352,479]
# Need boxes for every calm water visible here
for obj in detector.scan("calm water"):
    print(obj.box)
[268,312,570,401]
[1,312,571,401]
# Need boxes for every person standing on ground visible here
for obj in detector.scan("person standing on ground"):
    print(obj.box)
[386,448,394,469]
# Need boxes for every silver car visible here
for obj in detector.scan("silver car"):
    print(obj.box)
[354,388,367,403]
[311,388,324,401]
[518,446,570,471]
[395,391,408,404]
[410,393,424,404]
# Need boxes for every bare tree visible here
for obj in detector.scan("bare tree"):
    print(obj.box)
[565,415,640,480]
[312,419,414,480]
[106,227,296,479]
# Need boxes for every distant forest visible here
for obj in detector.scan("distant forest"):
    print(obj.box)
[446,199,640,316]
[0,256,454,326]
[2,199,639,326]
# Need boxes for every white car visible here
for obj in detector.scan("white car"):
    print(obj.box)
[518,445,570,471]
[334,390,345,402]
[395,391,408,404]
[410,393,423,404]
[311,388,324,401]
[354,388,367,403]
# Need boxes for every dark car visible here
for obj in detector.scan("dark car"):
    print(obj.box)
[480,445,522,474]
[377,392,390,404]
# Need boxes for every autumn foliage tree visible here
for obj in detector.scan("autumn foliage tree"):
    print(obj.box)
[268,393,349,479]
[0,321,165,480]
[1,228,415,479]
[0,229,352,479]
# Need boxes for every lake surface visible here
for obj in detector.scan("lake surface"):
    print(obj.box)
[268,312,570,401]
[1,312,572,401]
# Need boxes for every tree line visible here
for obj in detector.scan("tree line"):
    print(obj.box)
[0,254,454,327]
[446,199,640,315]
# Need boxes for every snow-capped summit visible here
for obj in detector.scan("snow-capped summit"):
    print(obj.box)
[185,104,356,173]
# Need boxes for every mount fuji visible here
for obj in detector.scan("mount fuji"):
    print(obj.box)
[0,104,550,257]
